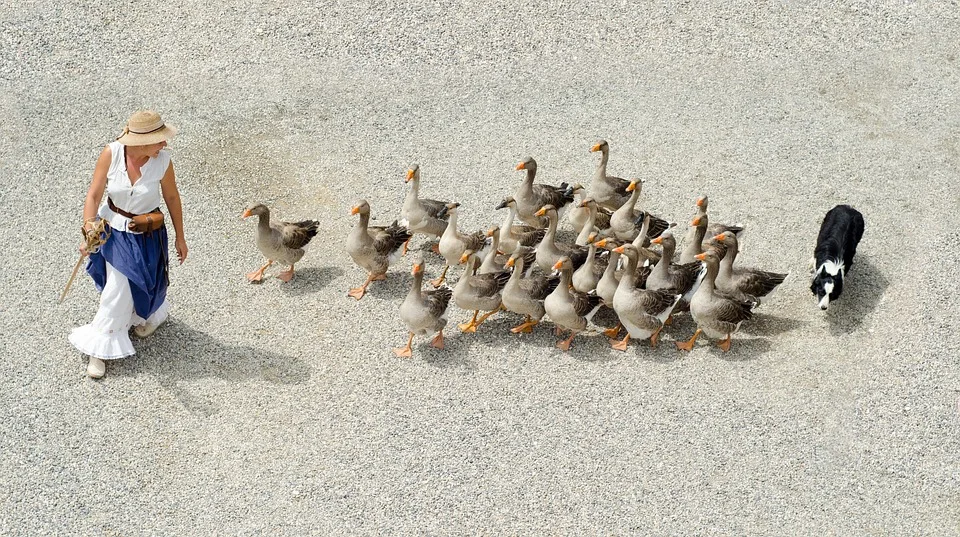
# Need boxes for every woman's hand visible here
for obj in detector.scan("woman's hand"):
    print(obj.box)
[175,236,188,264]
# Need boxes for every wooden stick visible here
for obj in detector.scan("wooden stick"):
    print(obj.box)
[59,254,87,304]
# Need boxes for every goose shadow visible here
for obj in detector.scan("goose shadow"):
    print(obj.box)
[823,257,888,336]
[709,336,774,360]
[280,265,344,296]
[740,313,804,337]
[108,320,311,415]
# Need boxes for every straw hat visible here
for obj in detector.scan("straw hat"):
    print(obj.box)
[116,110,177,146]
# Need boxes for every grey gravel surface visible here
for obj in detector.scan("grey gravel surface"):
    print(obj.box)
[2,1,959,534]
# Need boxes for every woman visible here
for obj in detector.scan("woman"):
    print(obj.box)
[70,110,188,378]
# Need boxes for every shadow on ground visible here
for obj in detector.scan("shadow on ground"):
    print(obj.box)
[279,265,344,296]
[108,320,311,414]
[825,257,888,336]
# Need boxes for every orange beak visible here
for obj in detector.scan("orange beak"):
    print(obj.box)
[350,206,360,215]
[505,257,515,268]
[613,245,625,254]
[515,162,526,170]
[552,260,563,271]
[590,143,602,152]
[651,236,663,245]
[242,209,252,219]
[405,169,414,182]
[626,181,636,192]
[695,253,707,261]
[712,233,726,241]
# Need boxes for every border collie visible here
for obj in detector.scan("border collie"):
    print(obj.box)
[810,205,864,310]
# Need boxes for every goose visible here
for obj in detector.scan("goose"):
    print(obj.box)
[609,244,683,350]
[534,205,589,272]
[678,214,708,264]
[514,157,575,228]
[544,256,603,351]
[676,250,758,352]
[400,163,450,254]
[592,237,625,337]
[648,231,704,307]
[242,203,319,283]
[478,226,506,274]
[394,257,453,357]
[453,252,510,333]
[608,179,670,242]
[501,248,560,333]
[712,232,788,301]
[695,195,745,237]
[434,202,486,286]
[572,231,608,293]
[494,196,546,255]
[566,183,591,234]
[574,198,613,246]
[588,140,631,210]
[346,199,412,300]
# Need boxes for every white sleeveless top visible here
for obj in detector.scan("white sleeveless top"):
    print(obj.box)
[98,141,171,232]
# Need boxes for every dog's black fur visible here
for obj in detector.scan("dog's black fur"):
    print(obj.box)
[811,205,864,310]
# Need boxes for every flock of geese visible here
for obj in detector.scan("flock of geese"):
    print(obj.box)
[245,140,789,357]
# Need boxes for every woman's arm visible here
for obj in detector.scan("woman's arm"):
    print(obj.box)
[160,161,188,264]
[78,147,111,254]
[82,146,111,229]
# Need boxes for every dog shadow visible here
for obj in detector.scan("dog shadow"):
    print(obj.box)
[825,257,888,336]
[108,320,311,416]
[280,265,344,296]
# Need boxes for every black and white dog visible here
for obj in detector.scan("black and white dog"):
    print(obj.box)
[810,205,865,310]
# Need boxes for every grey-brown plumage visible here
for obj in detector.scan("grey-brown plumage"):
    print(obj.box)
[434,202,487,286]
[401,164,450,243]
[679,214,709,264]
[346,199,412,299]
[534,204,589,272]
[609,244,683,349]
[495,197,547,255]
[712,231,787,300]
[572,232,609,293]
[501,248,561,333]
[676,250,758,352]
[394,258,453,357]
[514,157,575,228]
[588,140,632,211]
[453,253,511,332]
[544,256,603,351]
[574,198,613,246]
[242,203,319,282]
[648,231,704,305]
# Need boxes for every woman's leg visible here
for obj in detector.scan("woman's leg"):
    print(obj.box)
[69,262,137,376]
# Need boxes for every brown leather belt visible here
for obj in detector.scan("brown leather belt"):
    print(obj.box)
[108,197,159,219]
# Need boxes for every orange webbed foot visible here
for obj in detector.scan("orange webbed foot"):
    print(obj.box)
[430,331,445,350]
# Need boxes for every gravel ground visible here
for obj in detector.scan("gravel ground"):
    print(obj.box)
[2,1,959,534]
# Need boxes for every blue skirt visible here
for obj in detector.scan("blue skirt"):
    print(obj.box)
[87,226,169,320]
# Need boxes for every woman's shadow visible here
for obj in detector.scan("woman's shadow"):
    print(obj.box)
[824,256,888,336]
[109,320,311,416]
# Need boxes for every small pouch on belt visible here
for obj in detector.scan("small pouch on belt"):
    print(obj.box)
[108,198,165,233]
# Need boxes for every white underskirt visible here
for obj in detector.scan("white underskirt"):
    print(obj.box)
[69,261,170,360]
